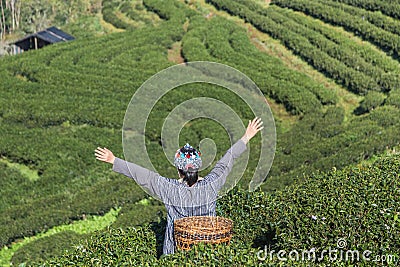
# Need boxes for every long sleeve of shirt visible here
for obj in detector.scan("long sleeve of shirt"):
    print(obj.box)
[112,157,167,200]
[203,138,247,191]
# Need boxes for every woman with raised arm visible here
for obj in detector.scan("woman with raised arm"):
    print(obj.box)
[95,117,263,255]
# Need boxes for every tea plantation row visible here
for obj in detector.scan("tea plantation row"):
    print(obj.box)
[102,0,161,29]
[206,0,400,95]
[273,0,400,58]
[329,0,400,19]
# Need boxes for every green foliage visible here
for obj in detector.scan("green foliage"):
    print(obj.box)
[2,0,400,265]
[62,15,108,38]
[366,105,400,128]
[0,176,146,248]
[1,0,103,39]
[11,231,86,266]
[265,111,400,192]
[0,207,119,266]
[202,0,400,191]
[207,0,399,94]
[182,14,333,114]
[329,0,400,20]
[9,201,164,266]
[0,3,185,248]
[110,199,166,229]
[386,90,400,109]
[322,0,400,35]
[102,0,136,30]
[267,5,400,92]
[101,0,163,30]
[122,0,161,26]
[43,155,400,266]
[45,227,158,266]
[356,91,386,114]
[272,0,400,58]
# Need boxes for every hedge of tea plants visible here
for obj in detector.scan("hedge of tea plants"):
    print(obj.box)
[272,0,400,58]
[206,0,400,94]
[313,0,400,36]
[102,0,136,30]
[329,0,400,19]
[102,0,162,30]
[181,15,333,114]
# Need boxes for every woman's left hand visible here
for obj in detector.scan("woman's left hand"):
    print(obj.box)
[241,117,264,144]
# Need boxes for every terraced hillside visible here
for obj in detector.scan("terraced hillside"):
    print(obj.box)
[0,0,399,265]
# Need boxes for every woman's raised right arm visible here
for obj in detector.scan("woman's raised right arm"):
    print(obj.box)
[95,147,164,199]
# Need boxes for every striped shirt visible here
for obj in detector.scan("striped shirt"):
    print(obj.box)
[112,139,247,254]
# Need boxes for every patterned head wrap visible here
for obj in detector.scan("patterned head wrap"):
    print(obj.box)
[174,143,202,171]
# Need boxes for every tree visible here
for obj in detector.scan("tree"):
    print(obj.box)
[0,0,101,39]
[0,0,22,39]
[0,0,7,39]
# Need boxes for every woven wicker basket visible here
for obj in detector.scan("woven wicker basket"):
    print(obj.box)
[174,216,233,251]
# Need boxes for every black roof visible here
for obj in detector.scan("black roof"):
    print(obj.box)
[13,26,74,46]
[46,26,75,41]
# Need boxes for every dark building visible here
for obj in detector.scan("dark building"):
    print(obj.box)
[12,26,74,54]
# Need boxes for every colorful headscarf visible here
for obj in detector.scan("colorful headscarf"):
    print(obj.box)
[174,143,202,171]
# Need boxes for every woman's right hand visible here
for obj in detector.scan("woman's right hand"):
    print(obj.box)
[241,117,264,144]
[95,147,115,164]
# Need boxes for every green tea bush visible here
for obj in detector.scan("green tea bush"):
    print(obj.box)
[265,115,400,192]
[102,0,135,30]
[355,91,386,114]
[322,0,400,36]
[366,105,400,127]
[0,177,147,248]
[11,231,86,266]
[0,1,187,249]
[242,2,398,92]
[313,106,345,138]
[386,90,400,109]
[45,226,158,266]
[110,199,166,229]
[10,200,165,266]
[181,14,329,114]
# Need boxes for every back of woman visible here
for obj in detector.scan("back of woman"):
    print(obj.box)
[95,117,263,255]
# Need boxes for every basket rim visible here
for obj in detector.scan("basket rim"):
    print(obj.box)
[174,216,233,234]
[174,215,233,223]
